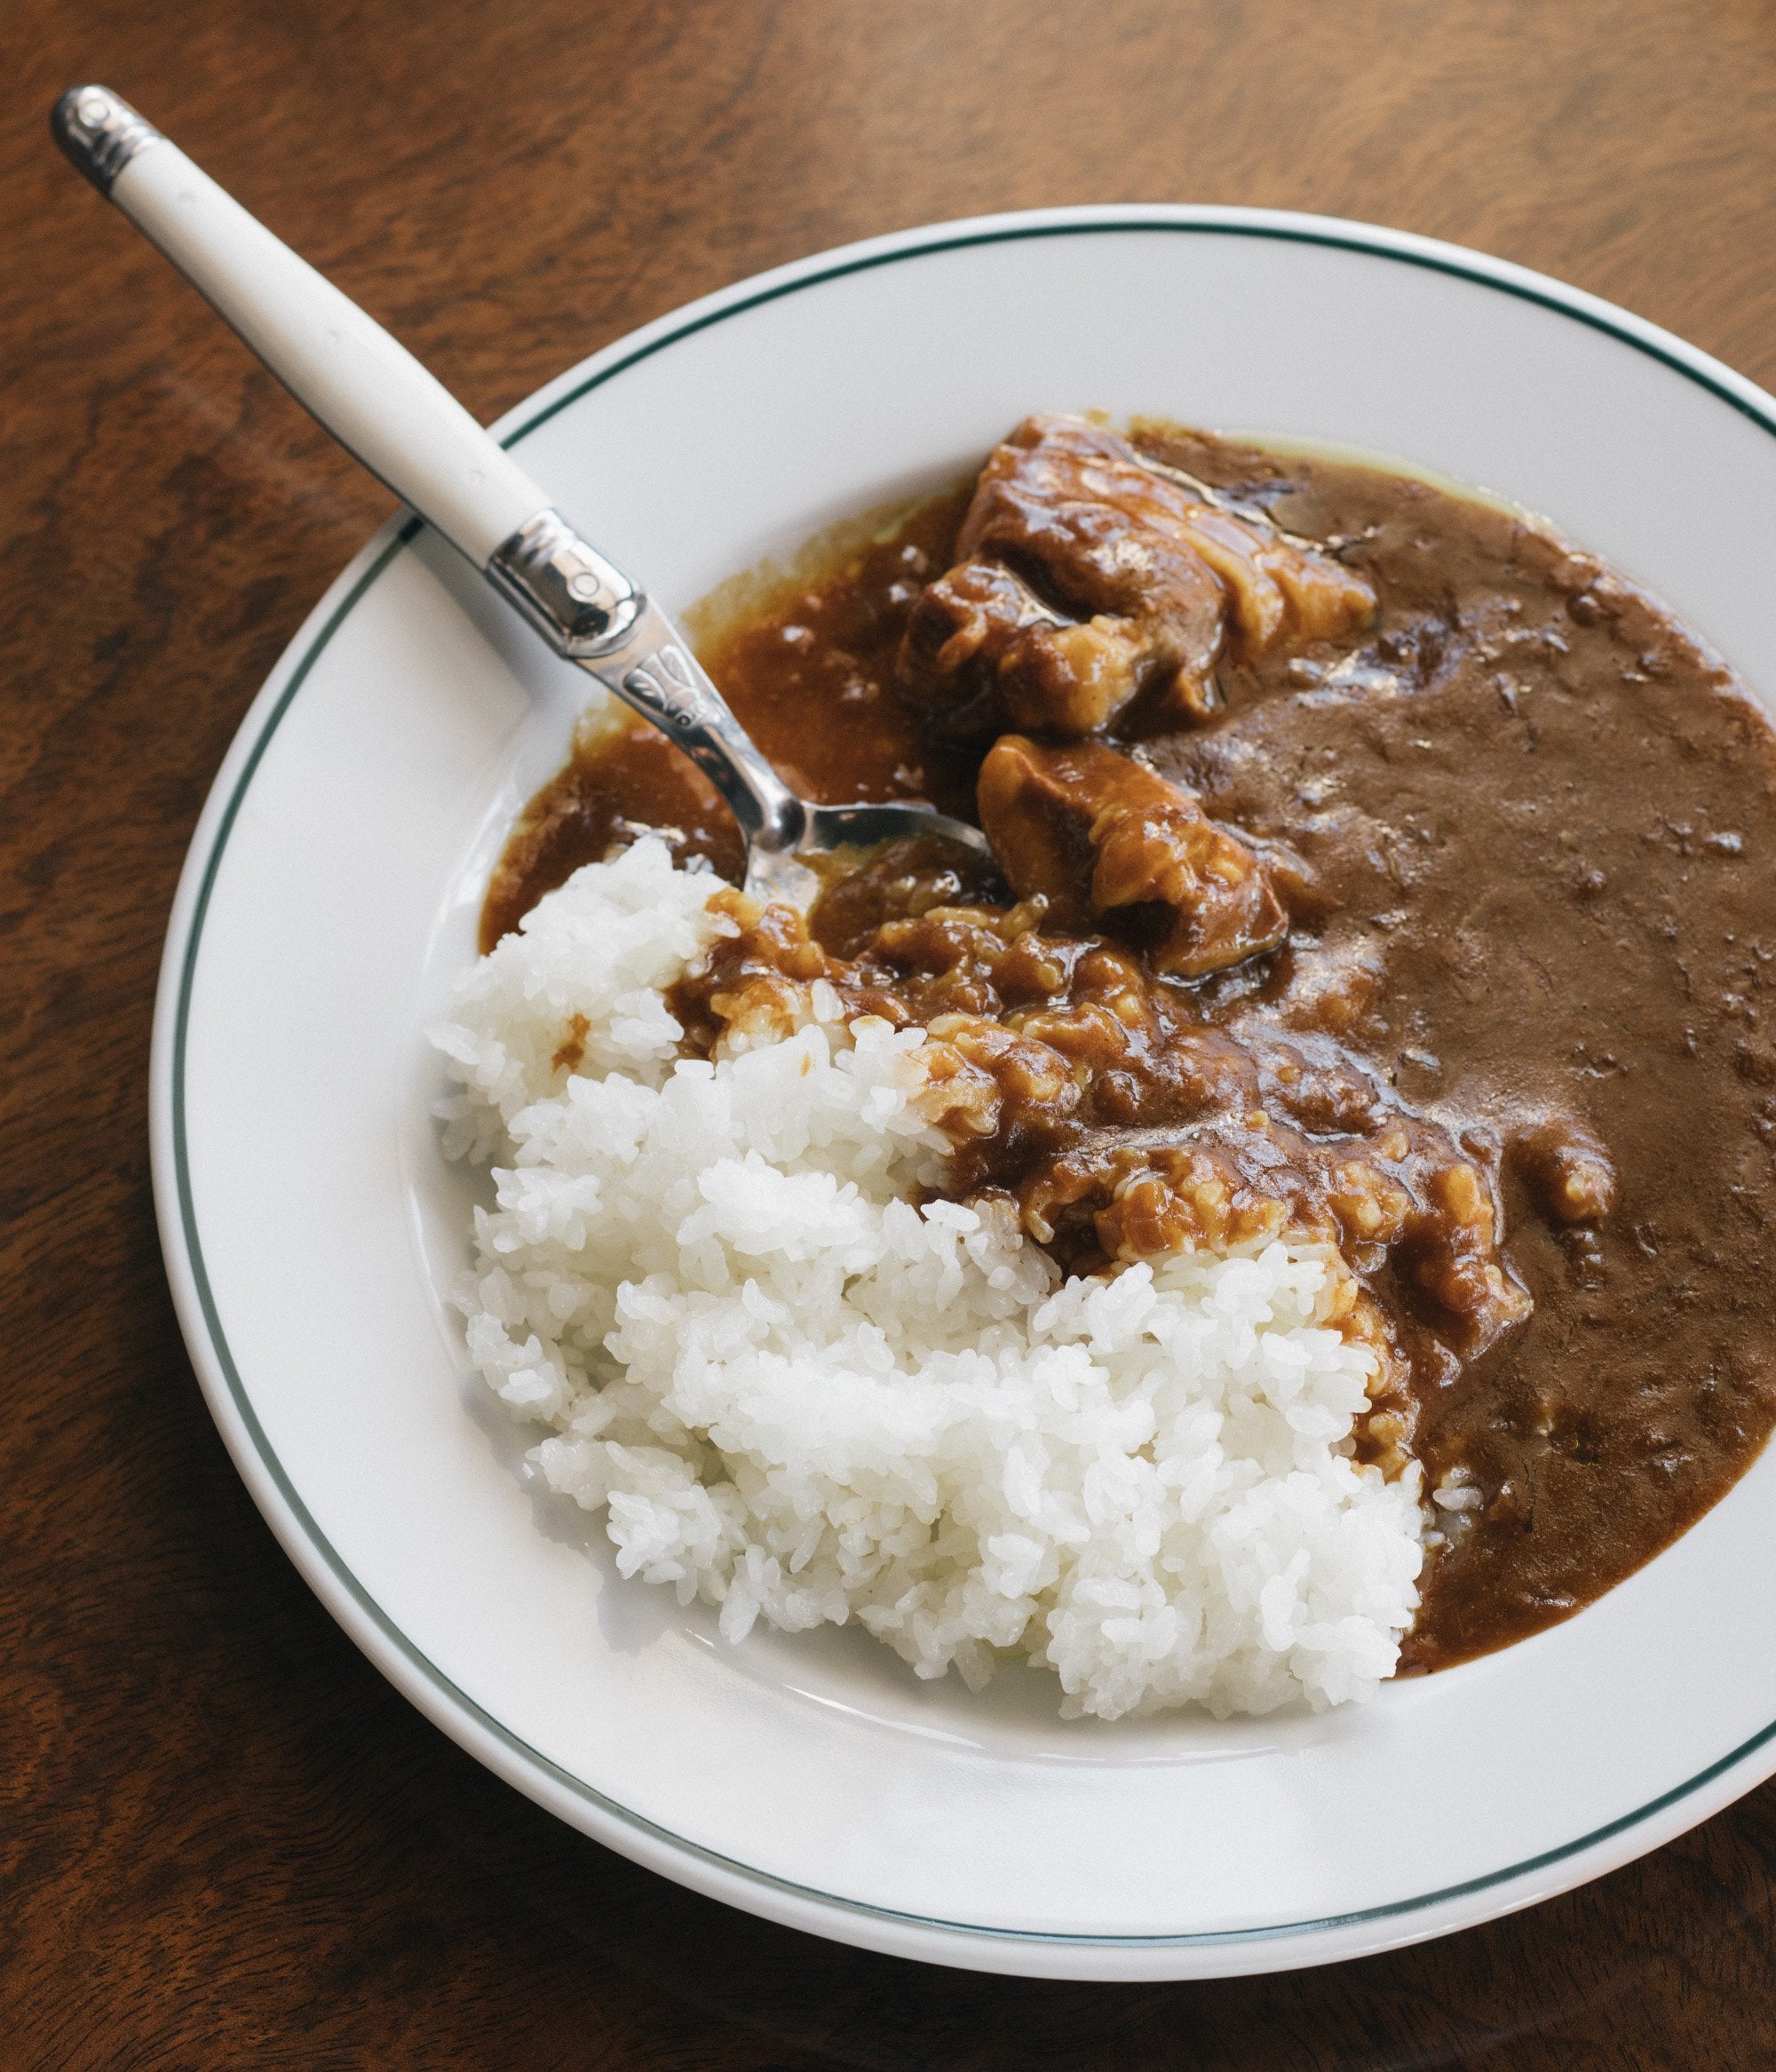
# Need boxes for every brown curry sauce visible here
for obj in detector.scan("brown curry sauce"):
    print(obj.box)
[481,424,1776,1673]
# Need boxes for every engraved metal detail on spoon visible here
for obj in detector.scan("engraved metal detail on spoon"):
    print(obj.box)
[487,509,643,655]
[619,641,728,730]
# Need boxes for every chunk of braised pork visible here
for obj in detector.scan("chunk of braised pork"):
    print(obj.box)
[977,734,1288,979]
[898,415,1376,739]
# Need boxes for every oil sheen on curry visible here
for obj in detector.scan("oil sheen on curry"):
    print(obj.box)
[482,416,1776,1674]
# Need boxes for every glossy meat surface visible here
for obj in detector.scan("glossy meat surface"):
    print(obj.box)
[899,416,1376,739]
[976,734,1289,977]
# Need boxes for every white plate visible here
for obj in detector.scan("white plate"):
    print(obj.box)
[151,206,1776,1981]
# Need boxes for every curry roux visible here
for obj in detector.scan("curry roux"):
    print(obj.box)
[480,427,1776,1672]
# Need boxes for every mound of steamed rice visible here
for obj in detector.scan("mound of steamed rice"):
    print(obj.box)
[433,838,1424,1719]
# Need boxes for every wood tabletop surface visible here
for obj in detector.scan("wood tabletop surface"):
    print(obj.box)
[10,1,1776,2063]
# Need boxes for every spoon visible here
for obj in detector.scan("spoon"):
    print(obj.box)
[51,84,994,902]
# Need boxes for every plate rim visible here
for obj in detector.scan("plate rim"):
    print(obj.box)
[148,202,1776,1978]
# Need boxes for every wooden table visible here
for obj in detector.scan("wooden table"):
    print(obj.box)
[9,1,1776,2061]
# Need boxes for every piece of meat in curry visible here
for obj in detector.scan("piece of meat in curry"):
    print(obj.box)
[899,415,1375,737]
[976,734,1290,978]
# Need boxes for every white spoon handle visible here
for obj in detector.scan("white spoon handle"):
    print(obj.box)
[123,145,545,563]
[51,83,639,654]
[58,88,544,563]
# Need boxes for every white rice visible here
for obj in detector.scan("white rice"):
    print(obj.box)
[433,838,1423,1719]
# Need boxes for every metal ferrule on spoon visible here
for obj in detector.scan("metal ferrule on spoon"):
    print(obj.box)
[51,84,988,894]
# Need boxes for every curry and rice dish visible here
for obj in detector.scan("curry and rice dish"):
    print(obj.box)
[435,416,1776,1717]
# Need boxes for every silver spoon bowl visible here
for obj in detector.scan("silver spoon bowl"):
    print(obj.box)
[488,559,996,905]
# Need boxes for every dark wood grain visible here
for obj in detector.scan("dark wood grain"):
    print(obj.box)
[9,1,1776,2063]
